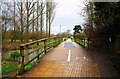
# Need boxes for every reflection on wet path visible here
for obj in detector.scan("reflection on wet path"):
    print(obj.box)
[24,60,100,77]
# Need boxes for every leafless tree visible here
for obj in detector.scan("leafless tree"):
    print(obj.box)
[46,0,56,38]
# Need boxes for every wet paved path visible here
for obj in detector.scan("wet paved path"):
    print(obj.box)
[22,39,118,77]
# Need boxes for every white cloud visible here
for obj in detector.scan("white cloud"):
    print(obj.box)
[51,0,85,34]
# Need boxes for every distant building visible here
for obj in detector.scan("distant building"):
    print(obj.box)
[66,29,70,34]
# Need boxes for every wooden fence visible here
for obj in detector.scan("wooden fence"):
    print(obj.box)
[74,37,90,49]
[74,37,110,50]
[18,36,62,74]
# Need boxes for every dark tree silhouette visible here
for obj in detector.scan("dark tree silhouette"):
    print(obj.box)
[73,25,82,33]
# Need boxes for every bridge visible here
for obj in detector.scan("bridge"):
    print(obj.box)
[17,37,118,77]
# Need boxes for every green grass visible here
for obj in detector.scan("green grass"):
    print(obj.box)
[24,63,33,71]
[3,40,11,42]
[62,38,67,42]
[76,39,90,47]
[24,53,45,71]
[3,39,34,42]
[29,39,33,42]
[80,41,88,47]
[46,39,61,47]
[2,62,18,74]
[71,38,75,42]
[46,40,55,47]
[33,42,44,47]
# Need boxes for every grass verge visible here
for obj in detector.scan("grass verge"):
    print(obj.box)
[2,61,18,75]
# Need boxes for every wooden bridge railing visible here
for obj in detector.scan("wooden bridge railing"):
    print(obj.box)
[18,36,62,74]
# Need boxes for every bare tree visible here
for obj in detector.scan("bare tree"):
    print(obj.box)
[46,0,56,38]
[1,18,11,41]
[19,1,24,42]
[46,1,49,37]
[32,3,35,40]
[36,0,39,40]
[48,1,56,38]
[1,2,13,41]
[25,0,36,42]
[11,0,16,42]
[1,0,57,42]
[39,1,44,38]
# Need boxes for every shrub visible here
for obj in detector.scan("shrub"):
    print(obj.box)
[10,50,20,60]
[63,38,67,42]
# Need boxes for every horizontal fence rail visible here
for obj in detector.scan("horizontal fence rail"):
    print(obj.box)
[74,37,111,50]
[74,37,90,49]
[18,36,62,74]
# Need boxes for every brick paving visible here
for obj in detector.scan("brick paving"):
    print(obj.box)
[22,39,118,77]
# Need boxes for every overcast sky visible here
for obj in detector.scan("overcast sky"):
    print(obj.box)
[1,0,86,34]
[51,0,86,34]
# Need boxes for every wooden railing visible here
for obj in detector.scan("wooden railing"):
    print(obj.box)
[74,37,90,49]
[18,36,62,74]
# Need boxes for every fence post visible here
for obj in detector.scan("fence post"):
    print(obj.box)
[37,41,39,60]
[19,45,24,75]
[53,37,56,47]
[57,37,60,45]
[79,38,80,45]
[84,39,85,48]
[74,36,76,42]
[80,39,82,46]
[59,36,61,42]
[60,37,62,43]
[44,40,47,54]
[87,38,89,50]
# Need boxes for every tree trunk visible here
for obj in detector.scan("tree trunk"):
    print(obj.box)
[11,1,16,42]
[26,1,29,42]
[40,3,43,38]
[20,2,23,42]
[36,0,39,40]
[32,5,35,41]
[46,2,49,38]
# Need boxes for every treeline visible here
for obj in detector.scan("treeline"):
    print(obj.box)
[83,2,120,51]
[1,0,56,42]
